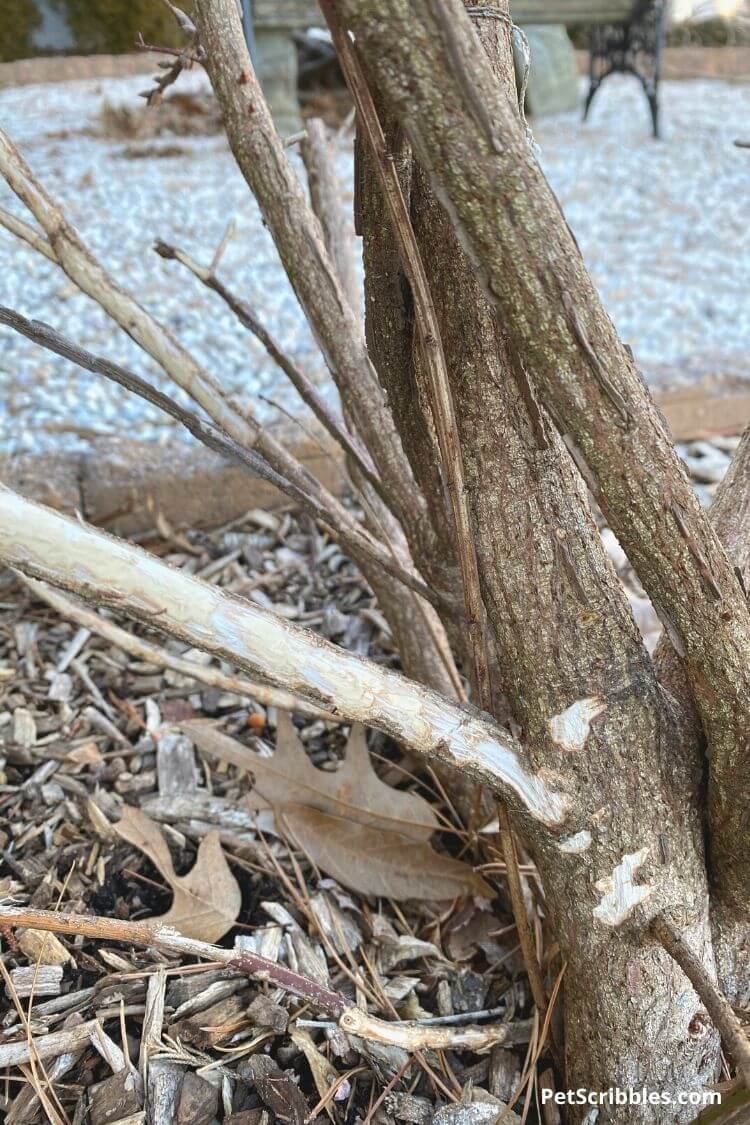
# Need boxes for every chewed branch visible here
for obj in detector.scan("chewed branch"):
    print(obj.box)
[0,485,568,829]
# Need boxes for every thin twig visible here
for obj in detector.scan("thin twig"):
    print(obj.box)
[653,915,750,1089]
[0,206,54,261]
[135,33,205,65]
[298,998,510,1030]
[0,305,448,615]
[20,575,336,721]
[0,906,533,1053]
[153,238,381,494]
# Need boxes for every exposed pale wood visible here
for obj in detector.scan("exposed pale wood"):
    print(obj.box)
[0,485,568,829]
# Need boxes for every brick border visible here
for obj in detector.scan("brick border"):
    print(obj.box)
[1,422,347,535]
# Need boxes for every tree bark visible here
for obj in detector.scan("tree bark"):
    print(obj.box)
[299,115,461,702]
[333,0,750,987]
[357,110,459,600]
[398,3,721,1113]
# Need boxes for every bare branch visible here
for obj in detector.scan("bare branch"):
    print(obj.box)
[300,117,361,316]
[297,110,466,708]
[0,484,568,828]
[0,205,54,261]
[0,306,447,613]
[21,576,336,721]
[192,0,433,545]
[153,238,381,493]
[653,915,750,1089]
[0,906,533,1052]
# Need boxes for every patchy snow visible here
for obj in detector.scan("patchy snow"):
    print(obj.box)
[0,70,748,455]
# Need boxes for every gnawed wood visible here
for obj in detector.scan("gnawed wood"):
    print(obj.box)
[0,485,568,829]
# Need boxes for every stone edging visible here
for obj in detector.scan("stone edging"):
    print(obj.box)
[1,425,346,535]
[3,385,750,534]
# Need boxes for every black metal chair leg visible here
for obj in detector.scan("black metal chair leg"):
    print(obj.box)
[647,89,659,138]
[582,78,600,123]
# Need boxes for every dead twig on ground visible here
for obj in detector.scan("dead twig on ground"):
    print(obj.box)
[0,906,533,1053]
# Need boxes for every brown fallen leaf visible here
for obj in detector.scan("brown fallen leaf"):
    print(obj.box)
[183,715,439,841]
[280,805,492,902]
[113,806,241,942]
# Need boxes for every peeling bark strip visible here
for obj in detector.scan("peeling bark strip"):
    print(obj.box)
[332,0,750,920]
[0,486,567,828]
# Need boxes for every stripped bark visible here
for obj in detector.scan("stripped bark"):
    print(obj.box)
[321,0,490,709]
[297,114,462,702]
[0,485,566,831]
[356,114,452,581]
[332,0,750,971]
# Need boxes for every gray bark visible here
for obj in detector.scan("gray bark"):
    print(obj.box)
[333,0,750,927]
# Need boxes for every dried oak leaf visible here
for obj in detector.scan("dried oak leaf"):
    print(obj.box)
[113,806,241,942]
[280,805,492,901]
[185,717,490,901]
[184,714,439,840]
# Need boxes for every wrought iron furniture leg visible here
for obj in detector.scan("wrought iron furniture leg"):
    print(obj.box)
[582,0,666,138]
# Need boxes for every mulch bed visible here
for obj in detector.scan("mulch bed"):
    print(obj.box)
[0,505,532,1125]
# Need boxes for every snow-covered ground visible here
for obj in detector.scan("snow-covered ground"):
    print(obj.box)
[0,69,748,454]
